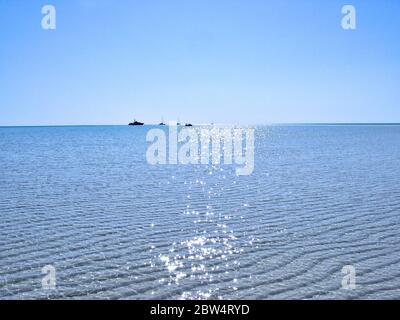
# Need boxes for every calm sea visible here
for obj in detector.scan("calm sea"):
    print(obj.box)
[1,125,400,299]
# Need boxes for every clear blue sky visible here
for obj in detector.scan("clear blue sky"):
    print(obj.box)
[1,0,399,125]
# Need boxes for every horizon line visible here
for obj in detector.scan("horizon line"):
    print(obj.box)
[1,122,400,128]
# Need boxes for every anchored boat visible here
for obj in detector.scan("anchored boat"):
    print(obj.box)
[128,119,144,126]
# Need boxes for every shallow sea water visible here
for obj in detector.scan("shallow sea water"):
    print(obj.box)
[1,125,400,299]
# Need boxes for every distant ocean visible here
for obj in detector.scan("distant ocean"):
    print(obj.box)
[1,125,400,299]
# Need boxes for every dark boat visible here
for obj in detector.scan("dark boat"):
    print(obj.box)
[129,119,144,126]
[159,117,166,125]
[185,123,193,127]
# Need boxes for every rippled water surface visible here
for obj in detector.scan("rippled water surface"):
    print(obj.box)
[1,125,400,299]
